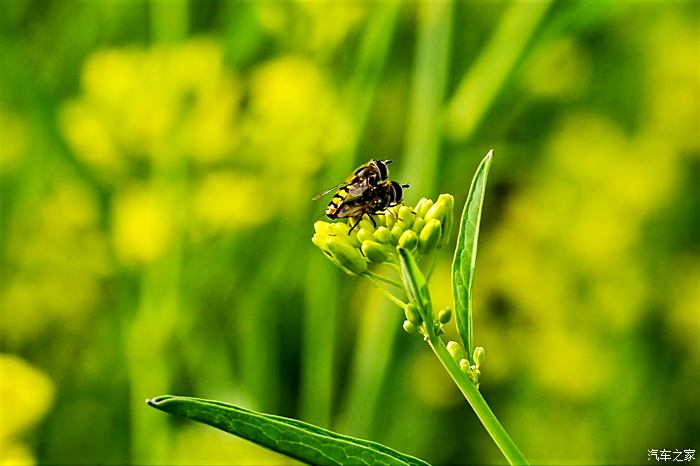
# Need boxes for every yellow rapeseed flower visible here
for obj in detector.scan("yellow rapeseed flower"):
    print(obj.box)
[0,354,54,466]
[61,38,240,174]
[0,355,54,438]
[112,184,172,265]
[1,180,110,343]
[192,171,273,236]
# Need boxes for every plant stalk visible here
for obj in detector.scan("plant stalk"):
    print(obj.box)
[428,336,529,465]
[365,270,403,289]
[364,274,408,309]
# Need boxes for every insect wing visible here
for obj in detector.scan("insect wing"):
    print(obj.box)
[334,199,370,219]
[312,183,344,201]
[345,179,371,198]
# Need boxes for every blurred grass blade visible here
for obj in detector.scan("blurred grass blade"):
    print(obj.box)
[452,151,493,358]
[403,0,453,196]
[445,0,552,141]
[147,395,431,466]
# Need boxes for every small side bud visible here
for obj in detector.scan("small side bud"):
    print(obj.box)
[473,346,486,368]
[398,230,418,250]
[326,237,368,275]
[403,320,419,334]
[373,226,392,244]
[446,341,463,361]
[404,303,423,325]
[418,219,442,253]
[459,358,470,374]
[414,198,434,218]
[438,307,452,324]
[361,241,389,263]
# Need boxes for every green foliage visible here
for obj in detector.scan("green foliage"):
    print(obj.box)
[147,396,431,466]
[452,151,493,360]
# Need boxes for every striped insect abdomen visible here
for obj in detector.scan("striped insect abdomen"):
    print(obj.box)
[325,186,350,219]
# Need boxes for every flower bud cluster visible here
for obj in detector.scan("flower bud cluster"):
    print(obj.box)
[402,303,423,335]
[445,341,485,389]
[312,194,454,276]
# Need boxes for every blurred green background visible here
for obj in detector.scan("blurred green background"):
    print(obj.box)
[1,0,698,464]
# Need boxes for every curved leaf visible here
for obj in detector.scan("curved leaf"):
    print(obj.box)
[147,395,431,466]
[451,150,493,359]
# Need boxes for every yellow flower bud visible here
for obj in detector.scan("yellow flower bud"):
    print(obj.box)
[438,307,452,324]
[325,237,367,275]
[403,320,419,334]
[473,346,486,368]
[398,229,418,250]
[361,240,389,263]
[418,219,442,253]
[446,340,463,361]
[411,217,426,234]
[333,222,361,247]
[434,194,454,246]
[374,226,392,244]
[424,198,449,223]
[357,227,374,244]
[459,358,470,374]
[414,198,434,218]
[404,303,422,325]
[385,209,396,229]
[397,205,415,229]
[358,218,375,232]
[313,220,332,236]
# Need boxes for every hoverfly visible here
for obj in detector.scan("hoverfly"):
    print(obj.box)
[312,159,393,203]
[314,159,408,233]
[330,180,410,232]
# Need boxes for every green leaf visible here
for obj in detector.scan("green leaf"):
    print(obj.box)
[452,150,493,359]
[147,395,431,466]
[397,247,433,325]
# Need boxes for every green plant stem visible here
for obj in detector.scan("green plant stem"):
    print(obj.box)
[364,270,403,289]
[428,336,529,466]
[364,275,408,309]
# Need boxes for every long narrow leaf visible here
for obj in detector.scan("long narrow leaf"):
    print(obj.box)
[451,151,493,358]
[147,395,431,466]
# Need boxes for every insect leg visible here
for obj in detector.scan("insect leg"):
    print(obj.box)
[348,216,362,234]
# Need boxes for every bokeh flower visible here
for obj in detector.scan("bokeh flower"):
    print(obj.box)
[0,355,54,466]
